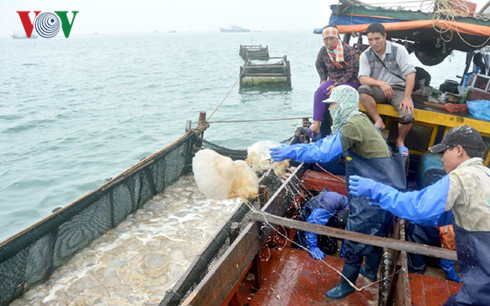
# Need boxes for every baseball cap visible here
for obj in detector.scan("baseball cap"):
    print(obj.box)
[429,125,487,155]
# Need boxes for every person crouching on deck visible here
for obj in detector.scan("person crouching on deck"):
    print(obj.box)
[269,85,407,299]
[311,26,359,138]
[296,190,349,260]
[349,125,489,305]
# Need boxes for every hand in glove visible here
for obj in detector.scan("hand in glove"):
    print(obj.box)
[440,259,461,283]
[309,246,325,260]
[269,145,296,162]
[348,175,378,199]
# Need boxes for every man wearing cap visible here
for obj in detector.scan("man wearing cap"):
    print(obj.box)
[358,23,416,157]
[312,26,359,138]
[349,125,490,305]
[270,85,406,299]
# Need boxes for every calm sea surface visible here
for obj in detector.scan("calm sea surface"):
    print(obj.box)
[0,32,466,242]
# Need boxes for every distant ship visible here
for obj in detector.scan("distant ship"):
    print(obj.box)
[11,32,38,39]
[220,26,250,33]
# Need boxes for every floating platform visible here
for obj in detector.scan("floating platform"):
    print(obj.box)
[239,44,270,60]
[240,56,291,88]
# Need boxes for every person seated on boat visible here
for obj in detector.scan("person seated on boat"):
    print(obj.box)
[311,26,359,138]
[348,125,489,305]
[269,85,406,300]
[295,190,349,260]
[405,212,461,283]
[358,23,416,158]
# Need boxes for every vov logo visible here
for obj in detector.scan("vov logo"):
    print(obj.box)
[16,11,79,38]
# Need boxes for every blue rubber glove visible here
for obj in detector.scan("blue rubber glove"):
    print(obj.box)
[440,259,461,283]
[305,208,332,260]
[309,246,325,260]
[269,130,343,163]
[348,175,378,199]
[349,175,449,224]
[269,144,298,162]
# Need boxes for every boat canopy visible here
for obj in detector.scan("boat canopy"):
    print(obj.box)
[325,1,490,59]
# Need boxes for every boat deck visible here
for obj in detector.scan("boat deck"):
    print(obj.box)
[232,246,462,306]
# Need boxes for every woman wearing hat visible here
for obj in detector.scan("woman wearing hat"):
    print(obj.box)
[312,26,359,138]
[270,86,406,299]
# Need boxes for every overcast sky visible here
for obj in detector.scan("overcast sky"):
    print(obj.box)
[1,0,488,36]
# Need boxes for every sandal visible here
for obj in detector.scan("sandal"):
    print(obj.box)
[397,146,409,157]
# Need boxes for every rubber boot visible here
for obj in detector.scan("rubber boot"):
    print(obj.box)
[359,251,382,281]
[440,259,461,283]
[326,263,360,299]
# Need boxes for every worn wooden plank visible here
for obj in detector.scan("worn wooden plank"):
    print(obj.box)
[182,221,261,305]
[393,219,412,306]
[300,170,347,195]
[249,212,457,261]
[181,165,306,305]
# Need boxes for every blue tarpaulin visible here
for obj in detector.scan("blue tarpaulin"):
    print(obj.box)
[467,100,490,122]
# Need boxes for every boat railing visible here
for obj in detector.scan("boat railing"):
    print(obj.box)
[0,131,198,305]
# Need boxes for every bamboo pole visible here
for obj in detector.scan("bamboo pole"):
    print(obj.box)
[249,211,457,261]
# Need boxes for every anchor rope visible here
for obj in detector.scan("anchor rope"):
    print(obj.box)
[208,117,311,124]
[243,182,401,293]
[207,74,241,122]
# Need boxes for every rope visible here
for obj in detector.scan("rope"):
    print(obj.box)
[207,75,241,121]
[315,163,347,184]
[208,117,311,124]
[242,197,400,293]
[430,0,490,48]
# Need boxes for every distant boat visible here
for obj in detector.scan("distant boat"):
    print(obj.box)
[11,32,38,39]
[220,26,250,33]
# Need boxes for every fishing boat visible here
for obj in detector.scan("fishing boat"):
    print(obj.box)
[163,1,490,305]
[220,26,251,33]
[324,0,490,168]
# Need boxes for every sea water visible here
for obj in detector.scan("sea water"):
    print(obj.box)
[0,31,466,242]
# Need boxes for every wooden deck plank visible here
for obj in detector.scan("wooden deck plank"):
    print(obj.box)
[409,273,463,306]
[262,248,307,305]
[242,246,463,306]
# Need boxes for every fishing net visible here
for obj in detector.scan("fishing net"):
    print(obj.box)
[0,132,197,306]
[160,169,285,305]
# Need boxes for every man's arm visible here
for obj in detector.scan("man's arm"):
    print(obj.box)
[349,175,450,223]
[399,72,415,114]
[358,52,393,97]
[359,76,394,98]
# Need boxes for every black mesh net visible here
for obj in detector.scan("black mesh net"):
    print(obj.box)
[0,132,196,306]
[160,169,284,305]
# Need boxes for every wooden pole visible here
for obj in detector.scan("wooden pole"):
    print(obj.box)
[196,111,209,138]
[249,211,457,261]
